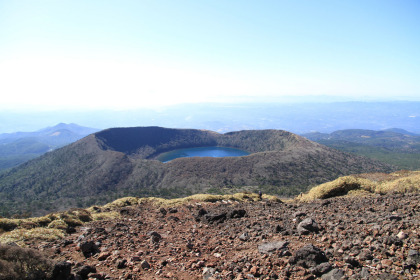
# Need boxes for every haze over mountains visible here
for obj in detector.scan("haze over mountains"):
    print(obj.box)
[0,127,394,217]
[1,101,419,134]
[0,123,99,171]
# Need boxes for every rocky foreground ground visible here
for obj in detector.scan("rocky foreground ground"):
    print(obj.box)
[26,193,420,279]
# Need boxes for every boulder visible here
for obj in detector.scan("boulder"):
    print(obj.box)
[51,261,72,280]
[289,244,328,268]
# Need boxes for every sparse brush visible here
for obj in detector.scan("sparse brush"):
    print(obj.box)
[0,244,56,280]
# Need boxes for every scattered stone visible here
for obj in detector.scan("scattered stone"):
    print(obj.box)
[14,192,419,279]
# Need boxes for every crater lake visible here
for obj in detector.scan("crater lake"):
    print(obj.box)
[157,146,250,162]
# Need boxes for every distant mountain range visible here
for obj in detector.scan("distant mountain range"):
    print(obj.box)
[0,127,394,217]
[302,129,420,170]
[0,123,99,170]
[1,101,419,135]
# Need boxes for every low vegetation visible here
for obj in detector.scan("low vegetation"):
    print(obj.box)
[0,244,57,280]
[296,170,420,202]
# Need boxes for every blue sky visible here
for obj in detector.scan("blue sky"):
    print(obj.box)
[1,0,419,110]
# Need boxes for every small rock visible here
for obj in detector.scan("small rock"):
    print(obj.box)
[168,207,178,213]
[357,250,373,261]
[321,268,344,280]
[297,218,319,235]
[97,251,111,261]
[310,262,332,277]
[407,249,420,264]
[228,209,246,218]
[344,256,360,267]
[239,232,250,241]
[360,267,370,278]
[397,231,408,240]
[79,241,100,258]
[293,211,307,218]
[257,241,289,254]
[117,259,127,269]
[74,265,96,280]
[141,260,151,270]
[388,214,402,221]
[203,267,216,280]
[381,259,392,267]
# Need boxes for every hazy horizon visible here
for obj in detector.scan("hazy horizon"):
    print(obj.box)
[1,101,419,135]
[1,1,419,111]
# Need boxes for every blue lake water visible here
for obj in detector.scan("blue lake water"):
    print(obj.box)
[157,146,250,162]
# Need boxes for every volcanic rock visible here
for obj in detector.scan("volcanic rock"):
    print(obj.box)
[258,241,289,254]
[289,244,328,268]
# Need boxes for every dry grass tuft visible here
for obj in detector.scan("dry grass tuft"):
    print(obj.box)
[297,171,420,202]
[86,192,282,216]
[0,228,64,246]
[91,211,121,221]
